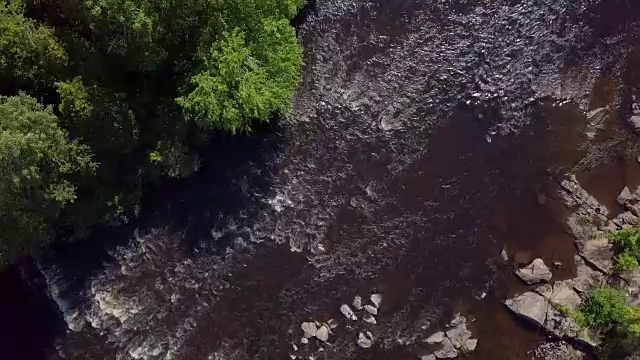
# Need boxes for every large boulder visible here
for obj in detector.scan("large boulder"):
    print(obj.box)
[504,291,548,327]
[515,258,552,284]
[580,237,613,273]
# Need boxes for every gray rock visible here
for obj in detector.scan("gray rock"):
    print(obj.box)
[629,115,640,130]
[357,332,373,348]
[504,291,548,327]
[581,237,613,273]
[420,355,436,360]
[613,211,640,227]
[532,342,584,360]
[425,331,445,345]
[515,258,552,284]
[433,338,458,359]
[340,304,357,321]
[363,313,376,325]
[575,327,600,348]
[573,255,605,294]
[352,296,363,310]
[446,326,472,349]
[464,339,478,352]
[316,325,329,342]
[370,293,382,308]
[364,305,378,315]
[301,322,317,338]
[327,318,338,329]
[544,306,580,338]
[301,337,309,344]
[500,248,509,262]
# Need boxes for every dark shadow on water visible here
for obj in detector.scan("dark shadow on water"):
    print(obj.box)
[0,120,285,360]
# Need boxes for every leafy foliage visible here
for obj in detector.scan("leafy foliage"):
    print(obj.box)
[0,0,305,264]
[0,1,67,87]
[178,19,303,132]
[577,287,640,335]
[0,94,95,265]
[609,227,640,271]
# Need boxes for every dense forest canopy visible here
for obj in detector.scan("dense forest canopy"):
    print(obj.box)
[0,0,305,266]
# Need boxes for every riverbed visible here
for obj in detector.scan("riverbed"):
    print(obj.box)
[2,1,640,359]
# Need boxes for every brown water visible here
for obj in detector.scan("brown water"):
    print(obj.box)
[3,1,640,360]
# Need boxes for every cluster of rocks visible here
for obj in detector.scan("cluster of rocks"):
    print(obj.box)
[290,293,382,359]
[339,293,382,348]
[419,314,478,359]
[504,176,623,358]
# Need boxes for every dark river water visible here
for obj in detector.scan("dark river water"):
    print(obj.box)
[2,1,640,359]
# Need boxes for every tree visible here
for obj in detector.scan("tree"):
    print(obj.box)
[0,94,95,266]
[177,19,303,132]
[0,1,67,88]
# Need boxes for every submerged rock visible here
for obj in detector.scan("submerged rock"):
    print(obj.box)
[515,258,552,284]
[504,291,548,327]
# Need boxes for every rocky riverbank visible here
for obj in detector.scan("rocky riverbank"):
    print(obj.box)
[503,172,640,359]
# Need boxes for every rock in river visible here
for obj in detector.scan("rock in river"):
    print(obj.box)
[370,293,382,308]
[504,291,548,327]
[364,304,378,315]
[340,304,357,321]
[425,331,446,345]
[353,296,363,310]
[301,322,317,338]
[357,332,373,348]
[316,325,329,342]
[433,338,458,359]
[363,313,377,325]
[515,258,552,284]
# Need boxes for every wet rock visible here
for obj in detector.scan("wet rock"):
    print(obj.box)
[340,304,357,321]
[504,291,548,327]
[301,322,317,338]
[316,325,329,342]
[560,176,609,217]
[363,313,377,325]
[352,296,363,310]
[301,337,309,344]
[425,331,445,345]
[420,355,436,360]
[433,338,458,359]
[327,319,338,329]
[370,294,382,308]
[364,305,378,315]
[357,332,373,348]
[532,341,584,360]
[515,258,552,284]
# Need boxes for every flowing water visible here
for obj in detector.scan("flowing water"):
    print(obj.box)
[3,1,640,359]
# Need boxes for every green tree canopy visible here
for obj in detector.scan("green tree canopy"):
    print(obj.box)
[0,1,67,88]
[178,19,303,132]
[0,94,95,265]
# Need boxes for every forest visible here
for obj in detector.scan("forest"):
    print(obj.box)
[0,0,305,266]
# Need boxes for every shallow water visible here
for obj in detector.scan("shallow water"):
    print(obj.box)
[3,1,640,359]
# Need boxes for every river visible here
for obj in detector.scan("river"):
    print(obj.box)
[2,0,640,359]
